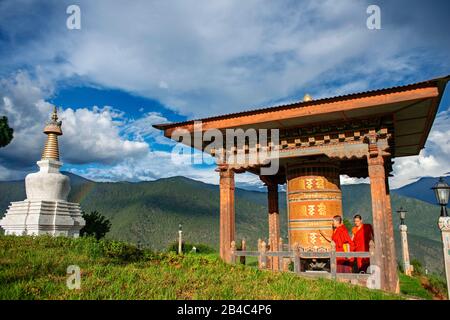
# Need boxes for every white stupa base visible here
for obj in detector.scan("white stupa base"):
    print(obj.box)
[0,199,85,237]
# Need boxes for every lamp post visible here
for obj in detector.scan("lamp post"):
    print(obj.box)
[431,177,450,299]
[397,207,412,276]
[178,223,183,255]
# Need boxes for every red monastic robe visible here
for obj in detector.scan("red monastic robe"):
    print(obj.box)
[352,224,374,272]
[332,224,354,273]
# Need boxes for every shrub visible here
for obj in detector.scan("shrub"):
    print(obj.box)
[410,259,423,276]
[99,240,144,262]
[80,211,111,240]
[397,261,404,274]
[0,116,13,148]
[427,274,448,298]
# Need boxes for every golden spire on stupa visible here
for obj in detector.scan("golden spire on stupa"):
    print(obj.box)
[41,106,63,161]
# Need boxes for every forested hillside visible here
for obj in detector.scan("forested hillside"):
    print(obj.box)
[0,173,444,273]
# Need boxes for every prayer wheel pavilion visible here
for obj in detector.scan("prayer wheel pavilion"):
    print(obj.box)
[154,75,450,293]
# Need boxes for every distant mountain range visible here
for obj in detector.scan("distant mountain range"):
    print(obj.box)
[0,173,446,274]
[393,176,450,206]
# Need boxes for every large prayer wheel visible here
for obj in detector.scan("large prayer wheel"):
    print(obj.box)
[287,162,342,252]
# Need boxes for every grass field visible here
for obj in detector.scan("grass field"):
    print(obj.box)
[0,235,405,300]
[399,274,433,299]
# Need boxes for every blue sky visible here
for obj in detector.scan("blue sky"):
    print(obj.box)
[0,0,449,189]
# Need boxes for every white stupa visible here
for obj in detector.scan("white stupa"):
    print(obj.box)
[0,107,85,237]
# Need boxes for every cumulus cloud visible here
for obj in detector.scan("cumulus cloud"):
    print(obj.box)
[0,71,229,186]
[0,0,449,188]
[1,0,449,118]
[59,107,148,164]
[69,150,218,184]
[0,71,149,177]
[391,110,450,188]
[61,0,431,116]
[122,112,172,145]
[68,147,271,191]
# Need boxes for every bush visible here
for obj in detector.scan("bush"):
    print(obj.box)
[99,240,144,262]
[427,274,448,298]
[80,211,111,240]
[397,261,403,273]
[0,235,150,263]
[410,259,423,276]
[167,241,215,254]
[0,116,13,148]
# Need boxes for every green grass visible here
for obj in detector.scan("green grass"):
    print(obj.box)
[0,235,401,300]
[399,273,433,300]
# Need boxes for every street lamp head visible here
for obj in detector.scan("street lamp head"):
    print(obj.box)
[432,177,450,207]
[432,177,449,218]
[397,207,407,225]
[179,223,182,231]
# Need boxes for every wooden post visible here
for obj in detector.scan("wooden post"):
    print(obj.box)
[367,151,399,293]
[230,241,236,264]
[218,167,235,263]
[369,240,375,270]
[257,239,262,268]
[240,239,246,265]
[267,181,280,271]
[293,243,301,274]
[259,240,267,269]
[279,237,284,271]
[330,241,337,279]
[267,238,272,269]
[384,175,400,292]
[259,176,281,271]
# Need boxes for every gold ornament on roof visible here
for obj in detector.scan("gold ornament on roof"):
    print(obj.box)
[41,107,63,161]
[303,94,313,102]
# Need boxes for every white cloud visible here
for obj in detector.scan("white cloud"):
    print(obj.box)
[391,110,450,188]
[59,107,148,164]
[70,150,218,184]
[2,0,446,119]
[0,71,149,176]
[0,1,449,188]
[122,112,172,145]
[340,175,369,185]
[68,147,272,191]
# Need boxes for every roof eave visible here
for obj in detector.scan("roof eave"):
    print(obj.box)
[153,75,450,132]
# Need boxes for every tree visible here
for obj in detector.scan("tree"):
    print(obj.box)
[80,211,112,240]
[0,116,13,147]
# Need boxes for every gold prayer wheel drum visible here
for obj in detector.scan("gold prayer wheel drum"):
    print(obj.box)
[287,162,342,252]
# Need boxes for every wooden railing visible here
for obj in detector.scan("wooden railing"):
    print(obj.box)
[230,239,376,285]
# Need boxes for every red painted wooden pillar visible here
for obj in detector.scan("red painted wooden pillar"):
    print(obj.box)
[367,153,399,293]
[267,181,280,270]
[219,167,235,263]
[384,174,400,293]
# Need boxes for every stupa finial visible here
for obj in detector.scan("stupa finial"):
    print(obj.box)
[41,106,63,161]
[51,106,58,122]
